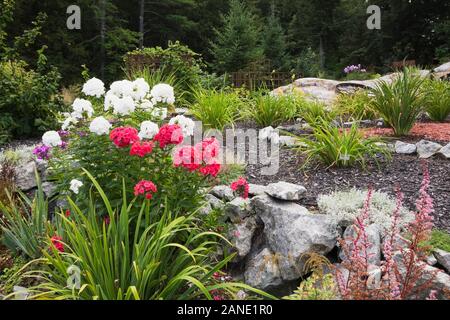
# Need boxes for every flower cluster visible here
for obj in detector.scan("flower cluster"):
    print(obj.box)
[42,131,62,147]
[82,77,105,98]
[72,98,94,119]
[230,177,249,199]
[130,141,154,158]
[154,124,184,148]
[344,64,367,74]
[134,180,157,200]
[173,137,222,178]
[89,116,112,135]
[50,236,64,253]
[110,127,140,148]
[33,145,51,160]
[169,115,195,137]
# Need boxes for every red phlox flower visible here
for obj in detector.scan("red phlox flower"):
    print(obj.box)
[195,137,220,163]
[50,235,64,253]
[134,180,157,200]
[199,161,221,178]
[230,177,249,199]
[130,141,154,157]
[153,124,183,148]
[110,127,140,148]
[173,145,201,171]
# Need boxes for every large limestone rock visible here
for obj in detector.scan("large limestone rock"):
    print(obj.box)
[244,248,283,290]
[225,197,251,223]
[251,194,338,280]
[265,181,307,201]
[416,140,442,159]
[205,194,225,210]
[248,184,267,197]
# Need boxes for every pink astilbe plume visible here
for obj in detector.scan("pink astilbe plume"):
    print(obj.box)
[336,161,438,300]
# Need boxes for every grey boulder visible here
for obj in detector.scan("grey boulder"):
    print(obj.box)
[416,140,442,159]
[244,248,283,290]
[395,141,417,154]
[265,181,307,201]
[252,194,338,280]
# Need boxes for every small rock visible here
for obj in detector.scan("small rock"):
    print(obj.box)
[210,185,235,202]
[438,143,450,159]
[199,202,213,215]
[279,136,297,147]
[205,194,225,210]
[395,141,417,154]
[339,224,381,266]
[244,248,283,290]
[427,255,438,266]
[416,140,442,159]
[42,182,58,198]
[225,197,251,223]
[248,184,267,197]
[265,181,307,201]
[433,249,450,273]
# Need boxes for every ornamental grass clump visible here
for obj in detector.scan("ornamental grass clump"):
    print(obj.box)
[423,79,450,122]
[243,91,299,127]
[296,119,391,168]
[370,67,426,136]
[190,88,242,130]
[336,162,440,300]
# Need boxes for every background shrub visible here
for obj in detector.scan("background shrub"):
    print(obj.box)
[125,41,204,106]
[0,58,63,145]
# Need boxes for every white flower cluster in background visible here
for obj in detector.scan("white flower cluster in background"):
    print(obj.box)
[82,77,105,98]
[89,116,112,135]
[317,188,414,233]
[169,115,195,137]
[138,121,159,140]
[42,131,62,147]
[59,77,175,133]
[259,126,280,144]
[72,98,94,119]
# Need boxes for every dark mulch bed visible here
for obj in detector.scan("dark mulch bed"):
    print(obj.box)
[238,123,450,233]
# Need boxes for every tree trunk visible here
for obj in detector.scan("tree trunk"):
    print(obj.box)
[100,0,106,80]
[139,0,145,48]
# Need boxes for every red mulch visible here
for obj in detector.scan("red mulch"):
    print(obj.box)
[362,122,450,142]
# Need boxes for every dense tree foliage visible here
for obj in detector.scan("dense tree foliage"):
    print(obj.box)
[0,0,448,83]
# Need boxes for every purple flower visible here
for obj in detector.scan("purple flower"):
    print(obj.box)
[57,130,70,138]
[59,141,68,149]
[33,145,51,160]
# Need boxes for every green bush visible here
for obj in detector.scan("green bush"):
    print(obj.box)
[423,79,450,121]
[370,67,426,136]
[191,89,243,130]
[296,119,391,168]
[25,172,273,300]
[0,58,62,144]
[243,91,299,127]
[125,41,204,106]
[334,90,377,120]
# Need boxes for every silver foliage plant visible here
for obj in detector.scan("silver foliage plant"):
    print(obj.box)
[318,188,414,232]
